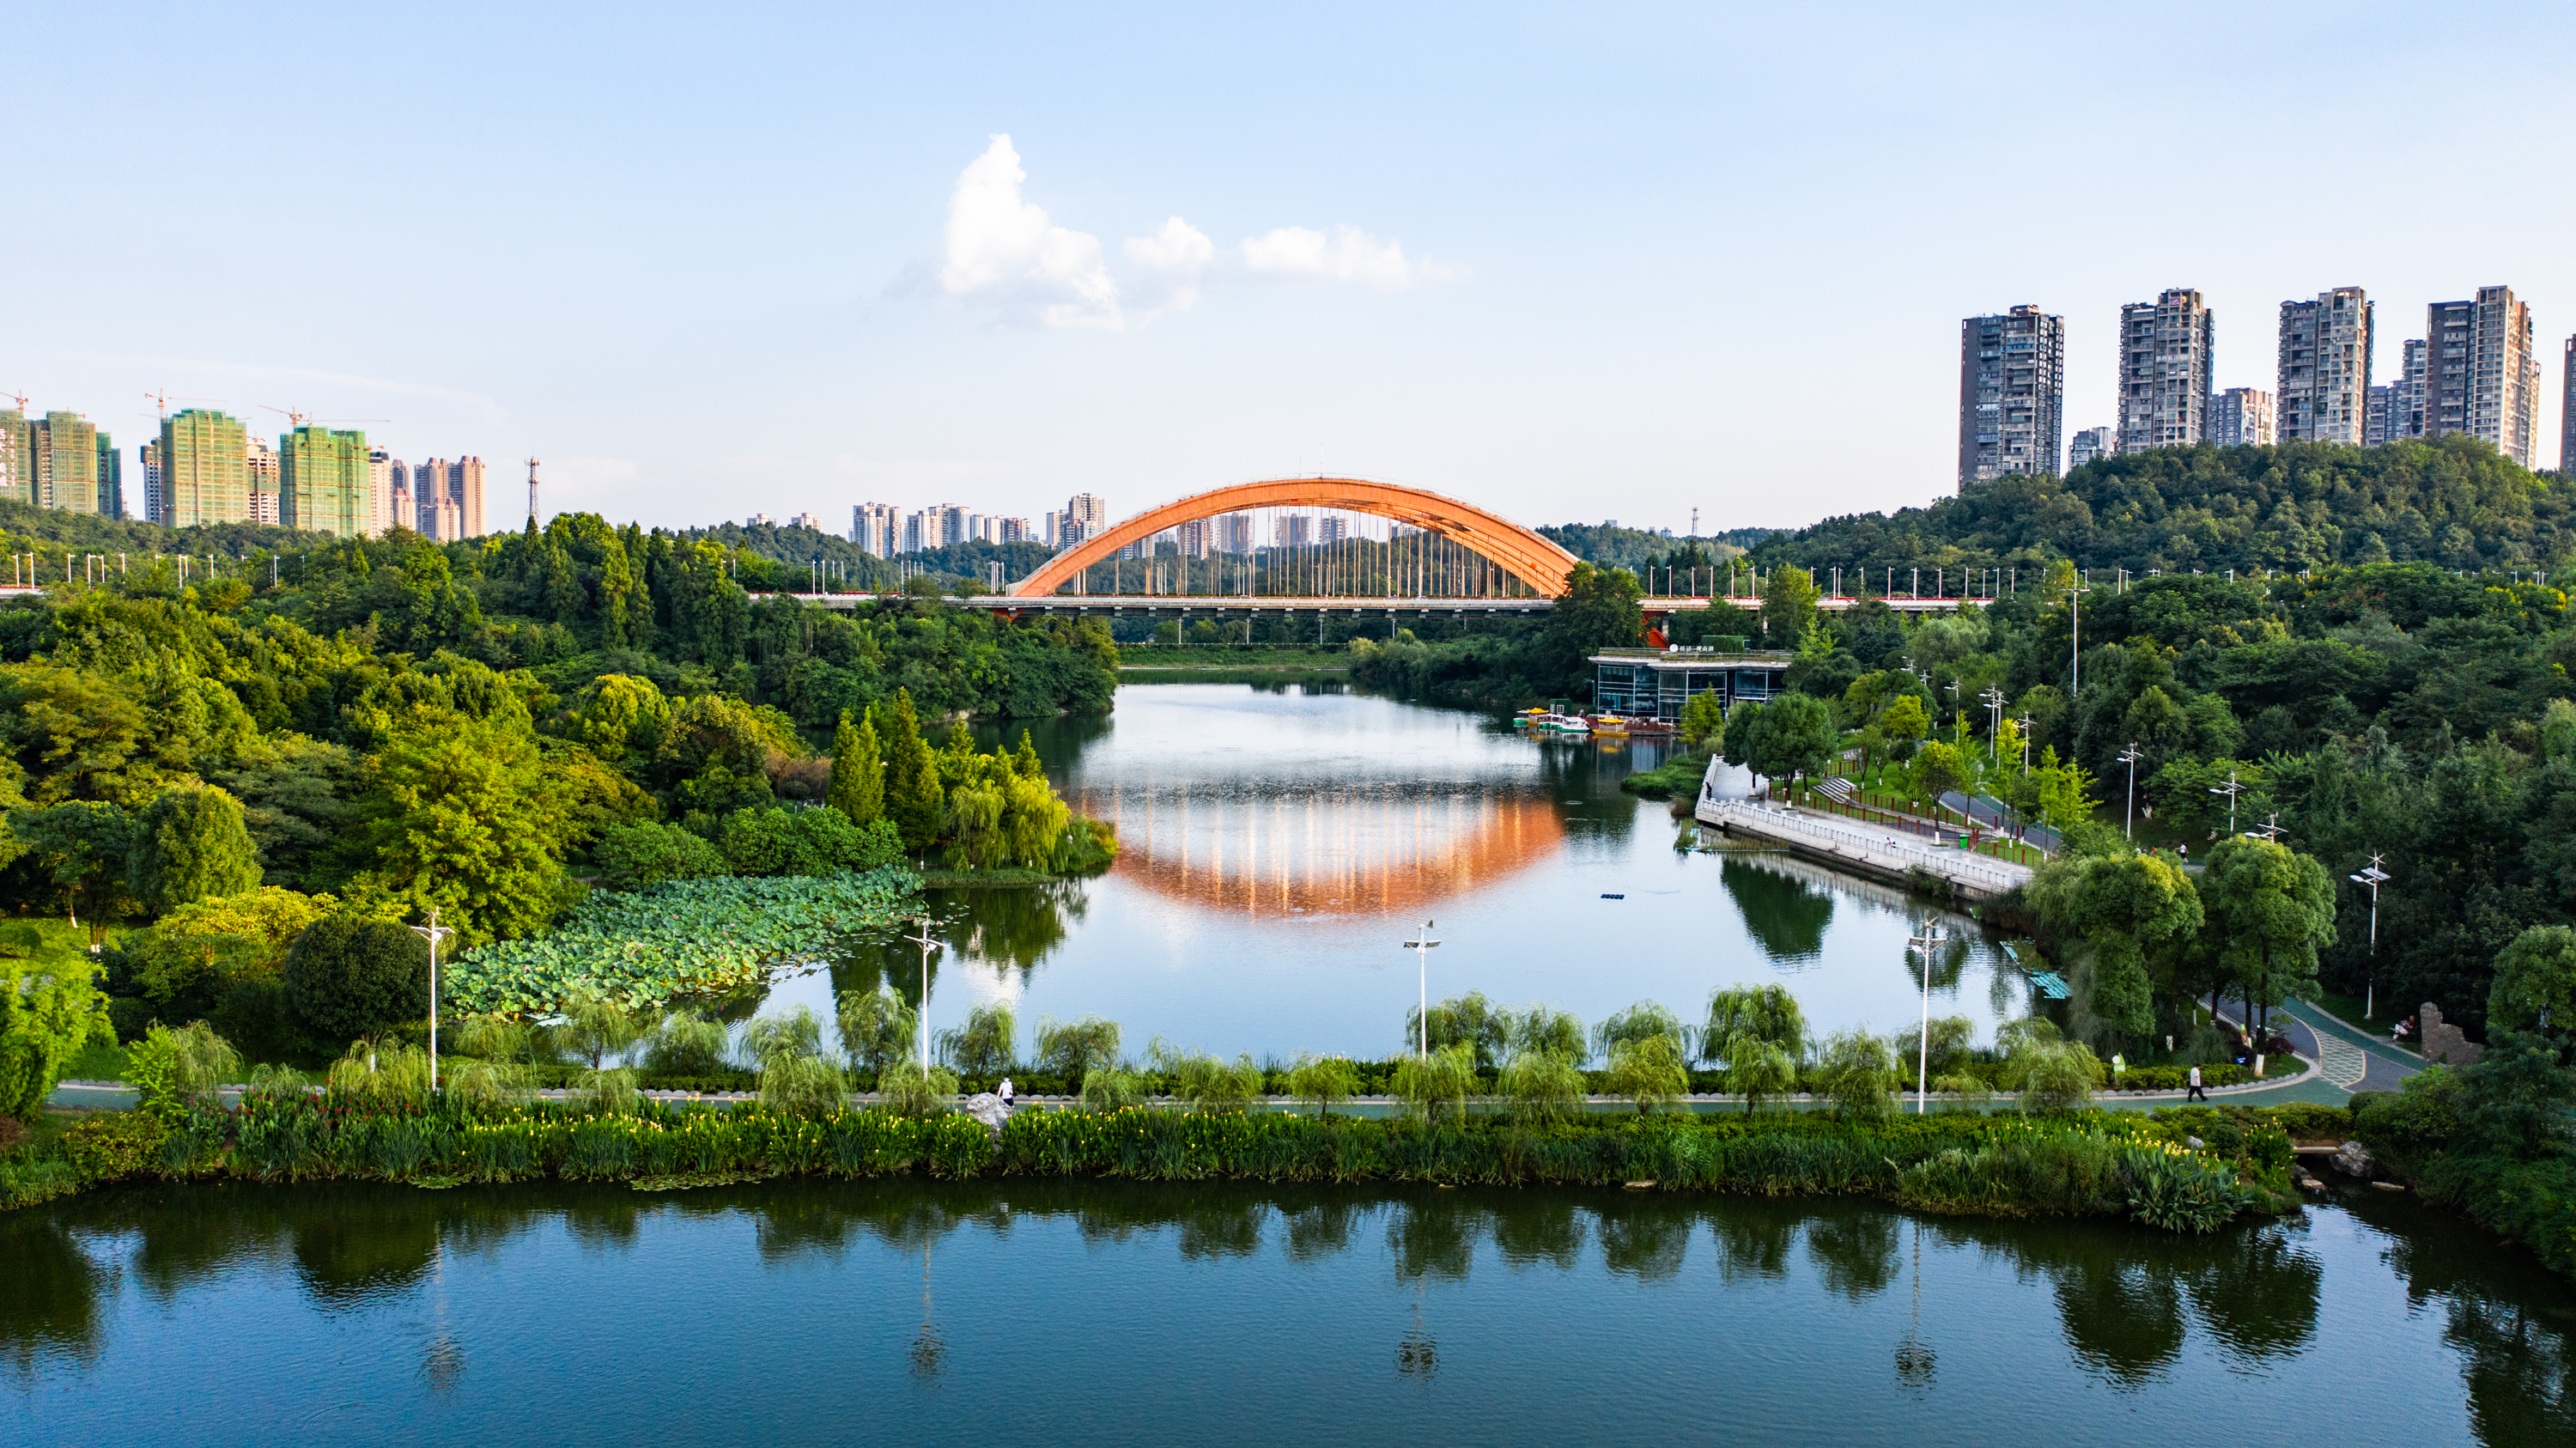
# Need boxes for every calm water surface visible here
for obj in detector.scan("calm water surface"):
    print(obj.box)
[773,682,2026,1061]
[6,1178,2571,1446]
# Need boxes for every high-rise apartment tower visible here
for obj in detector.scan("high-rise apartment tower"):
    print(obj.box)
[853,502,899,557]
[280,427,371,537]
[2366,339,2427,446]
[2117,289,2215,452]
[2208,388,2277,447]
[1956,305,2065,487]
[2425,288,2539,466]
[2275,289,2373,445]
[157,410,249,526]
[2068,426,2115,469]
[2565,337,2576,474]
[0,411,114,514]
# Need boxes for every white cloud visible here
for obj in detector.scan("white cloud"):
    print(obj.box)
[1239,225,1466,289]
[939,135,1123,330]
[922,137,1464,329]
[1122,216,1215,317]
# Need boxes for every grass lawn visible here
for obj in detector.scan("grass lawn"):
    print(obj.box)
[62,1042,129,1081]
[2306,989,2419,1052]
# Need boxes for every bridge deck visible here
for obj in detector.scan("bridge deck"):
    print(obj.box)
[747,593,1990,614]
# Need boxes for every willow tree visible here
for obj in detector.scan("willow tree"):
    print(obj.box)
[1704,983,1804,1109]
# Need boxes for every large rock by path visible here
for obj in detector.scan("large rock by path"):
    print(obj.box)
[963,1092,1013,1141]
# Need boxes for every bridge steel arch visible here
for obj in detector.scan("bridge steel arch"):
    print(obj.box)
[1007,478,1583,599]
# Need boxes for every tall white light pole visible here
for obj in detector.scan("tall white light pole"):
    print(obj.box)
[1908,918,1944,1114]
[2349,854,2390,1018]
[2117,743,2145,840]
[901,917,943,1068]
[1402,920,1441,1058]
[2069,576,2088,693]
[410,907,453,1093]
[1981,684,2007,764]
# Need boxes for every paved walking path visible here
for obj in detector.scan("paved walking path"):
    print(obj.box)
[2275,1000,2422,1094]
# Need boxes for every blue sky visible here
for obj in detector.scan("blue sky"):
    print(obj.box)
[7,1,2571,537]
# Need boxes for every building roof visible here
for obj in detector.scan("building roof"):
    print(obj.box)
[1590,648,1791,669]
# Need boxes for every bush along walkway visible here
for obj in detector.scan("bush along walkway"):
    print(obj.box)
[4,1092,2303,1235]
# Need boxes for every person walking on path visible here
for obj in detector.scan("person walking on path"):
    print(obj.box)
[998,1076,1016,1110]
[2185,1064,2208,1103]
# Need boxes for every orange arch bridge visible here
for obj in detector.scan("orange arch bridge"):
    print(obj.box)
[1006,478,1583,599]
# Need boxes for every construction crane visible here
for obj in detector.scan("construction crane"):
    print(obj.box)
[144,390,222,418]
[259,405,388,432]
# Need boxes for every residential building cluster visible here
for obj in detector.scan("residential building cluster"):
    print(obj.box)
[819,489,1397,568]
[1957,283,2567,488]
[0,402,498,539]
[838,494,1104,557]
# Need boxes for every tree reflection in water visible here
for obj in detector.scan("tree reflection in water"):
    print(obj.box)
[9,1177,2576,1433]
[1718,859,1835,965]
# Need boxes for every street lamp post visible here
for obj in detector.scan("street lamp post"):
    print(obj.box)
[2349,853,2391,1019]
[1980,684,2006,764]
[1909,918,1944,1114]
[901,917,942,1069]
[2209,767,2244,837]
[2117,743,2145,840]
[1401,920,1441,1058]
[409,908,453,1093]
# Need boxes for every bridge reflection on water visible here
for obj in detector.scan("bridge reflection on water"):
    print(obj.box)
[1079,782,1567,919]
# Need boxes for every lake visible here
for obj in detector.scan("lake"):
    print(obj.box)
[5,1177,2569,1445]
[769,681,2026,1064]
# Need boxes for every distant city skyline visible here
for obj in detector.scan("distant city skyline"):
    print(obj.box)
[7,3,2573,532]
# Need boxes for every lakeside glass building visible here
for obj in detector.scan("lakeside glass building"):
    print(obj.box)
[1589,648,1789,719]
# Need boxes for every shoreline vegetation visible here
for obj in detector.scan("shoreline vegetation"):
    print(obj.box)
[5,1092,2307,1238]
[4,978,2320,1235]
